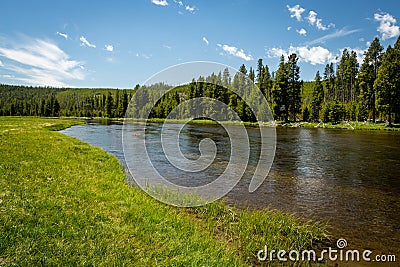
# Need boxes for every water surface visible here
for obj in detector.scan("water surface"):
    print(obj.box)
[60,121,400,257]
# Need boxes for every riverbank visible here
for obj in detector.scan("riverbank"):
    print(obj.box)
[59,116,400,131]
[278,121,400,131]
[0,117,328,265]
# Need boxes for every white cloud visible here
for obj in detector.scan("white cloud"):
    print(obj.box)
[173,0,183,6]
[305,28,361,45]
[0,60,3,66]
[307,11,333,31]
[267,47,289,59]
[287,26,292,31]
[56,31,68,39]
[80,36,96,48]
[185,5,196,13]
[0,37,85,86]
[202,36,209,45]
[163,44,172,49]
[267,45,337,65]
[217,44,253,61]
[287,4,305,21]
[296,46,336,65]
[307,11,318,27]
[135,53,152,59]
[151,0,168,6]
[105,45,113,52]
[297,28,307,36]
[374,12,400,40]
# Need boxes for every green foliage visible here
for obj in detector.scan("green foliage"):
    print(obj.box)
[375,36,400,125]
[272,56,289,121]
[358,37,384,122]
[310,71,324,121]
[272,54,302,122]
[287,53,303,121]
[321,101,343,123]
[323,63,335,102]
[302,105,310,122]
[0,84,133,118]
[335,49,359,103]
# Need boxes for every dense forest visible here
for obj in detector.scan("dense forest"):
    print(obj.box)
[0,85,136,118]
[1,36,400,124]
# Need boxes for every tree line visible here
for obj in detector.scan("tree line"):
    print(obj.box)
[132,36,400,124]
[300,36,400,125]
[0,85,135,118]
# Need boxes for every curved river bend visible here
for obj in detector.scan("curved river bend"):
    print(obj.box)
[60,121,400,257]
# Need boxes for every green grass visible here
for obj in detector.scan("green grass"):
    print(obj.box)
[0,117,328,266]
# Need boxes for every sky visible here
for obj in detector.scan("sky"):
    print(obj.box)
[0,0,399,88]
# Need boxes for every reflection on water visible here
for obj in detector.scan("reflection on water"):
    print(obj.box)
[60,122,400,256]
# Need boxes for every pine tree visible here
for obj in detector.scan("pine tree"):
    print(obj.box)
[287,53,302,121]
[248,67,255,82]
[375,37,400,125]
[310,71,324,121]
[272,55,289,121]
[323,63,335,102]
[358,37,384,122]
[106,92,114,118]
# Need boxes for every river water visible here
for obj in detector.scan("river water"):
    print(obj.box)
[60,121,400,258]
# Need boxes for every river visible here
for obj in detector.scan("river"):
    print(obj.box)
[60,121,400,258]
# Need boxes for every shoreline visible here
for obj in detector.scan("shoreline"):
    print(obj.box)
[5,116,399,131]
[82,116,400,131]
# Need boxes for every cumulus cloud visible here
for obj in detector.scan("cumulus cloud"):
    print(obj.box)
[267,45,337,65]
[297,28,307,36]
[105,45,113,52]
[287,4,305,21]
[307,11,333,30]
[151,0,168,6]
[56,31,68,39]
[287,26,292,31]
[80,36,96,48]
[374,12,400,40]
[0,37,85,86]
[217,44,253,61]
[202,36,209,45]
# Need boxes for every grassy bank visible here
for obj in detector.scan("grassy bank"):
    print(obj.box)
[0,117,328,266]
[279,121,400,131]
[82,116,400,131]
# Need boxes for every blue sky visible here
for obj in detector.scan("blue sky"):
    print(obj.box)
[0,0,399,88]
